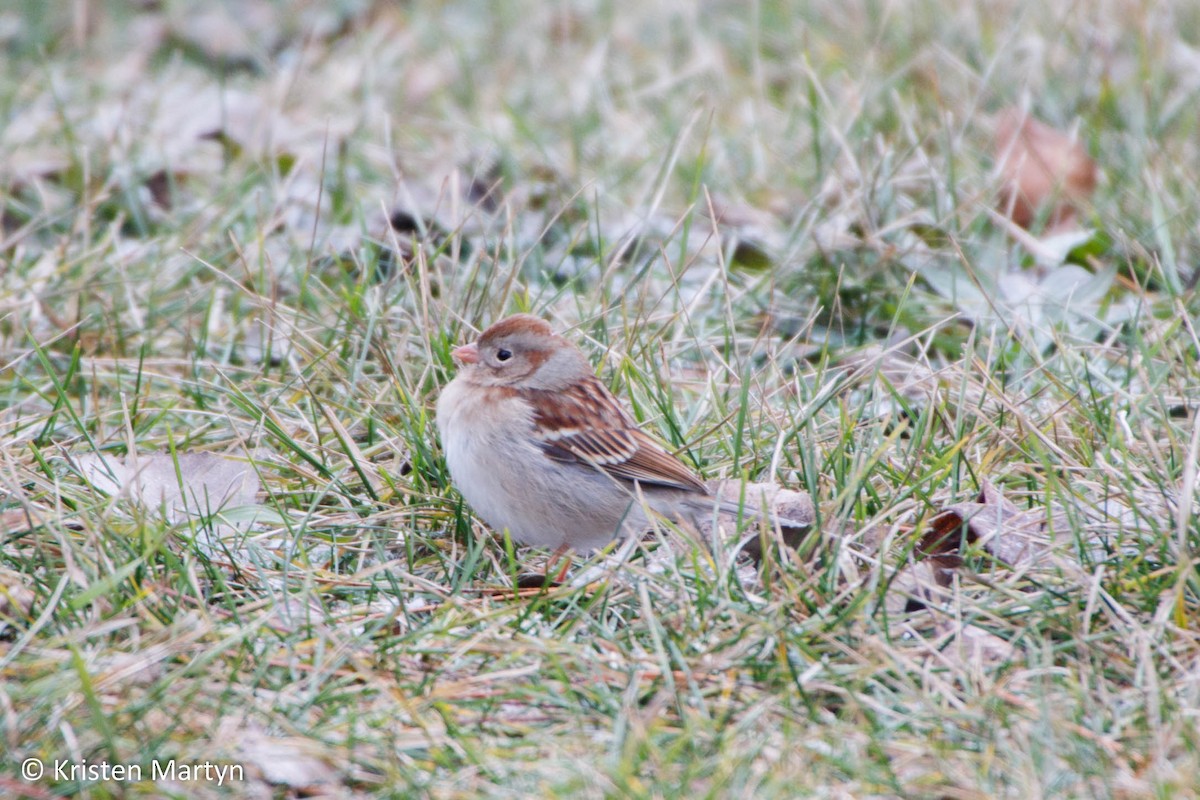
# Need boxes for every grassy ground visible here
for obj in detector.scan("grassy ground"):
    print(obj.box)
[2,0,1199,797]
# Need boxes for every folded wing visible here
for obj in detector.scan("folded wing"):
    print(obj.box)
[529,377,708,494]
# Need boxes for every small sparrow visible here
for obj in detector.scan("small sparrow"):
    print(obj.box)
[437,314,791,553]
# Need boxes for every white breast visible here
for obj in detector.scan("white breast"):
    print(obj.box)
[436,378,546,541]
[435,376,644,550]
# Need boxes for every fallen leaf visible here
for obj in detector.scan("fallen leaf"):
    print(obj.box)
[165,1,283,70]
[0,507,46,535]
[883,566,1018,670]
[994,107,1097,230]
[704,195,784,272]
[237,730,339,789]
[704,480,816,563]
[75,451,261,525]
[920,479,1046,568]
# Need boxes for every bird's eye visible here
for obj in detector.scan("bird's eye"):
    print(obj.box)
[496,348,512,362]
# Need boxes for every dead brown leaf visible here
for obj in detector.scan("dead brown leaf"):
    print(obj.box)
[920,479,1047,569]
[994,107,1097,230]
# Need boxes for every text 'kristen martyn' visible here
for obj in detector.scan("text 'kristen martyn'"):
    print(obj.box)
[49,759,243,785]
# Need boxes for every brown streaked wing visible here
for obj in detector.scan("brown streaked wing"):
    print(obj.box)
[529,377,708,494]
[532,375,634,431]
[599,427,709,493]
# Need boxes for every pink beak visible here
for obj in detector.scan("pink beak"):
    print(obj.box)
[451,342,479,364]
